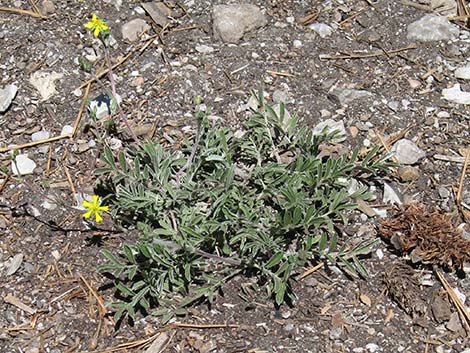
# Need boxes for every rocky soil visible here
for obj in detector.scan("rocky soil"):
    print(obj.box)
[0,0,470,352]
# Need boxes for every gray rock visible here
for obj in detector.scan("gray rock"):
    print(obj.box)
[212,4,267,43]
[438,186,451,199]
[455,65,470,80]
[29,71,63,101]
[431,295,452,323]
[283,323,295,332]
[5,254,23,276]
[273,89,290,104]
[391,139,426,165]
[121,18,150,41]
[309,23,334,38]
[312,119,347,142]
[442,83,470,104]
[12,154,37,175]
[0,84,18,112]
[407,14,459,42]
[330,87,372,106]
[329,327,342,340]
[447,312,464,332]
[141,2,171,27]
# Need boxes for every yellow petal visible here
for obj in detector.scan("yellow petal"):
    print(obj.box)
[82,200,93,208]
[91,14,97,21]
[95,212,103,222]
[101,24,109,31]
[85,22,94,29]
[93,27,100,37]
[99,205,109,212]
[92,195,100,204]
[83,210,93,219]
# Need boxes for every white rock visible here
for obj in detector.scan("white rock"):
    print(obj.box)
[293,40,303,48]
[31,130,50,142]
[407,14,459,42]
[455,65,470,80]
[212,4,267,43]
[375,248,384,260]
[0,84,18,112]
[373,208,388,218]
[391,139,426,165]
[12,154,37,175]
[309,23,334,38]
[61,125,73,136]
[383,183,402,205]
[365,343,379,353]
[109,137,122,150]
[312,119,347,142]
[29,71,63,101]
[195,44,215,54]
[73,88,82,97]
[121,18,150,42]
[442,83,470,104]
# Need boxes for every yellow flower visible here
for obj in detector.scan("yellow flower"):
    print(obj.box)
[83,195,109,222]
[85,14,109,38]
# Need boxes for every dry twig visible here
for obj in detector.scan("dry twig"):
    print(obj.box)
[320,44,416,60]
[436,270,470,334]
[0,6,46,18]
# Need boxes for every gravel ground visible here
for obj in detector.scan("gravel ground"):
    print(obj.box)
[0,0,470,352]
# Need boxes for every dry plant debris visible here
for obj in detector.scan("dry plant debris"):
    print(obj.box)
[382,261,427,317]
[379,203,469,268]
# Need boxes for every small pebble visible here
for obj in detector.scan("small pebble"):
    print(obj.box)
[366,343,379,353]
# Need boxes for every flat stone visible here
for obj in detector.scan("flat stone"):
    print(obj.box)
[212,4,267,43]
[309,23,334,38]
[12,154,37,175]
[442,83,470,104]
[0,84,18,112]
[121,18,150,41]
[455,65,470,80]
[407,14,459,42]
[141,2,172,27]
[391,139,426,165]
[447,312,464,332]
[312,119,347,142]
[29,71,63,101]
[5,253,23,276]
[330,87,373,106]
[431,295,452,323]
[398,166,420,181]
